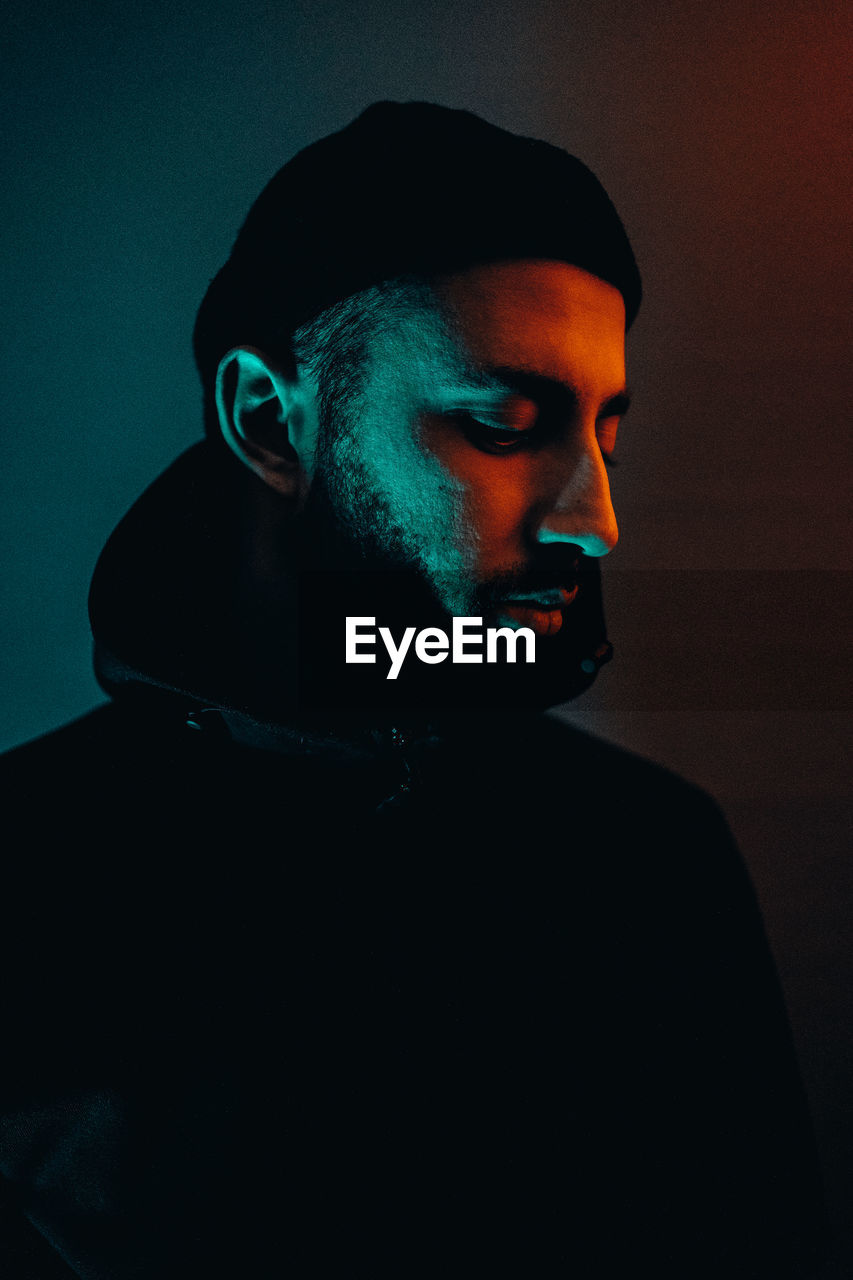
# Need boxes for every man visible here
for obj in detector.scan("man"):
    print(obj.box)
[0,103,824,1277]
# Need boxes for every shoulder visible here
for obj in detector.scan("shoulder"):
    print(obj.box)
[0,698,223,782]
[528,711,721,813]
[1,703,170,808]
[0,702,227,866]
[520,712,748,893]
[457,708,731,839]
[2,704,132,773]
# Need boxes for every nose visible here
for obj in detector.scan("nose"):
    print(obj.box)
[534,446,619,557]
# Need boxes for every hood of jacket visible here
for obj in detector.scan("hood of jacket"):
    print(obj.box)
[89,441,613,757]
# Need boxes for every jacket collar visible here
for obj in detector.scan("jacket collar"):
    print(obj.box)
[89,441,611,759]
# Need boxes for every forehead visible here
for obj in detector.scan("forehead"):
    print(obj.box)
[359,260,627,407]
[429,259,627,392]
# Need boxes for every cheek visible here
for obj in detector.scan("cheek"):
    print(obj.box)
[416,420,534,567]
[453,458,534,558]
[357,417,472,571]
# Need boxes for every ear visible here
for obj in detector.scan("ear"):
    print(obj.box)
[214,347,317,499]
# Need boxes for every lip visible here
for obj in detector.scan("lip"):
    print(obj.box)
[494,584,579,638]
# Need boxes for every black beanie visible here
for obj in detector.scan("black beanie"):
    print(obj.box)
[193,101,641,406]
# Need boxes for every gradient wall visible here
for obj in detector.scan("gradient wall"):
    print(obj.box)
[2,0,851,1270]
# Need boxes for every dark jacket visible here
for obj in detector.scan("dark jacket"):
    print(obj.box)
[0,445,825,1278]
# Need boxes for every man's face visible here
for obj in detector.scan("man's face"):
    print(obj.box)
[301,259,628,643]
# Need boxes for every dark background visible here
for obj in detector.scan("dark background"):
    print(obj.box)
[2,0,851,1270]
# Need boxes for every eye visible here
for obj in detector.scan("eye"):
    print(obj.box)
[452,412,533,454]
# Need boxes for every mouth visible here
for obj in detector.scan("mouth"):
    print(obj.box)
[493,584,579,638]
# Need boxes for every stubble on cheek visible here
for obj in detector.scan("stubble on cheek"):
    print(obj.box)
[326,404,476,612]
[323,324,483,614]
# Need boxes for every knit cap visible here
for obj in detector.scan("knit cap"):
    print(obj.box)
[193,101,641,394]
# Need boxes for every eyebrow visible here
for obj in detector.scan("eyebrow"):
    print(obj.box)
[470,366,632,420]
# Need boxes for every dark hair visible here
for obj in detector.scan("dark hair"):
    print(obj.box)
[289,277,434,441]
